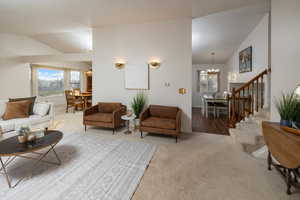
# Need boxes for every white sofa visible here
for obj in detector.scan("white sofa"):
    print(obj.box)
[0,100,54,134]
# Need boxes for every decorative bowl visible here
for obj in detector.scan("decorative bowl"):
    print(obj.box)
[126,111,133,117]
[18,135,27,144]
[27,134,37,142]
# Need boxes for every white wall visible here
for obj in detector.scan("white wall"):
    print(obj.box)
[93,19,192,132]
[0,34,91,106]
[0,59,31,98]
[192,64,228,107]
[225,13,270,108]
[226,13,269,83]
[270,0,300,121]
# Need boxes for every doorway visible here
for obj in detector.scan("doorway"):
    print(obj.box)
[191,65,229,135]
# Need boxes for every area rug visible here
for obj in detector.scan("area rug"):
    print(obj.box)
[0,132,156,200]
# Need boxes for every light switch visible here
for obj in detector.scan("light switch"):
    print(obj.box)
[164,82,170,87]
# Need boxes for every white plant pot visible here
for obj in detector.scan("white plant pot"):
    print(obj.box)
[134,119,140,129]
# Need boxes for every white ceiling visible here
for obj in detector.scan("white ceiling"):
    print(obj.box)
[192,1,269,64]
[32,30,93,53]
[0,0,269,55]
[0,0,191,35]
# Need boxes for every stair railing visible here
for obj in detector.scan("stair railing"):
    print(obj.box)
[229,68,271,128]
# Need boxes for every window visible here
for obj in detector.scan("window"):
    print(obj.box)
[198,70,219,93]
[69,71,81,89]
[37,68,64,97]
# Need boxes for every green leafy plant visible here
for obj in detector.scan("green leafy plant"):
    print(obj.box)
[294,99,300,122]
[275,92,299,121]
[131,92,146,118]
[18,125,30,136]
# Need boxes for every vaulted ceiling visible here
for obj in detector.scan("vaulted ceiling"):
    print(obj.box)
[192,1,269,64]
[0,0,269,61]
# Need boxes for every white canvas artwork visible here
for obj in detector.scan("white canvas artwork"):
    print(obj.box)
[125,64,149,89]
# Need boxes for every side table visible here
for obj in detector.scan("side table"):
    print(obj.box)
[121,114,136,134]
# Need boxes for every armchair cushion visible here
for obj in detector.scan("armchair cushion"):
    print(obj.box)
[141,117,176,130]
[98,103,122,113]
[84,113,113,123]
[149,105,178,119]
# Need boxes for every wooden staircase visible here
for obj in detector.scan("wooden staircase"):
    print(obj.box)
[229,68,271,128]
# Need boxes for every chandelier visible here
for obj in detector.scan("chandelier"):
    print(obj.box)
[207,52,220,73]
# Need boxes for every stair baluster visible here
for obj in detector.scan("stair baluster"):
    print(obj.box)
[261,76,264,109]
[256,78,259,112]
[229,69,270,128]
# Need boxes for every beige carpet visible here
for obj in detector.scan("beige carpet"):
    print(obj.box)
[52,112,300,200]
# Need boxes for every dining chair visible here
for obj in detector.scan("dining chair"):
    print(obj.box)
[215,100,228,118]
[65,90,84,113]
[73,88,81,96]
[202,93,216,118]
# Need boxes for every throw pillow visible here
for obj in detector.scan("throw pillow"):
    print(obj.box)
[0,100,8,118]
[33,103,50,117]
[9,96,36,115]
[2,100,31,120]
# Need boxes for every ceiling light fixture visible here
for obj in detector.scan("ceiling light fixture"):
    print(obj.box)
[207,52,220,74]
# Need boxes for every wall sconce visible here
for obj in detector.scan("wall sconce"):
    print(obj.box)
[85,69,92,76]
[149,60,161,69]
[115,61,126,69]
[179,88,187,95]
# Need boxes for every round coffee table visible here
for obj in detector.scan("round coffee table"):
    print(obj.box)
[0,130,63,188]
[121,114,136,134]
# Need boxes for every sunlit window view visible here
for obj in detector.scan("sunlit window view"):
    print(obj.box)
[199,71,219,93]
[70,71,81,89]
[38,68,64,97]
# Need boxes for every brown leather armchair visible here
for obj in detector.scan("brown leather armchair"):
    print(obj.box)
[139,105,181,143]
[83,102,126,134]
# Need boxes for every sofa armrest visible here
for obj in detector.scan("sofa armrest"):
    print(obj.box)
[47,103,54,124]
[84,105,98,116]
[112,107,124,127]
[176,109,182,133]
[140,108,150,122]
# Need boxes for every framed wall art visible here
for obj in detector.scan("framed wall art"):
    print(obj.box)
[239,46,252,73]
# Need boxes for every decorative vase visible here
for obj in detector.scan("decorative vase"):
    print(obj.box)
[134,118,140,129]
[18,135,27,144]
[280,119,292,127]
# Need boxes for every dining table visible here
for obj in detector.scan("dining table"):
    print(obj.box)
[74,92,92,109]
[203,97,228,118]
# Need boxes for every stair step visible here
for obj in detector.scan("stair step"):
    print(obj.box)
[252,145,268,159]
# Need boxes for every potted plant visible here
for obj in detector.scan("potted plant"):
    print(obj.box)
[18,125,30,143]
[131,92,146,127]
[275,92,299,127]
[293,98,300,129]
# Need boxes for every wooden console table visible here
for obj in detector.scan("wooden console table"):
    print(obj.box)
[262,122,300,195]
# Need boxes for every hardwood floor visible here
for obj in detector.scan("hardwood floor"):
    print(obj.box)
[192,107,230,136]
